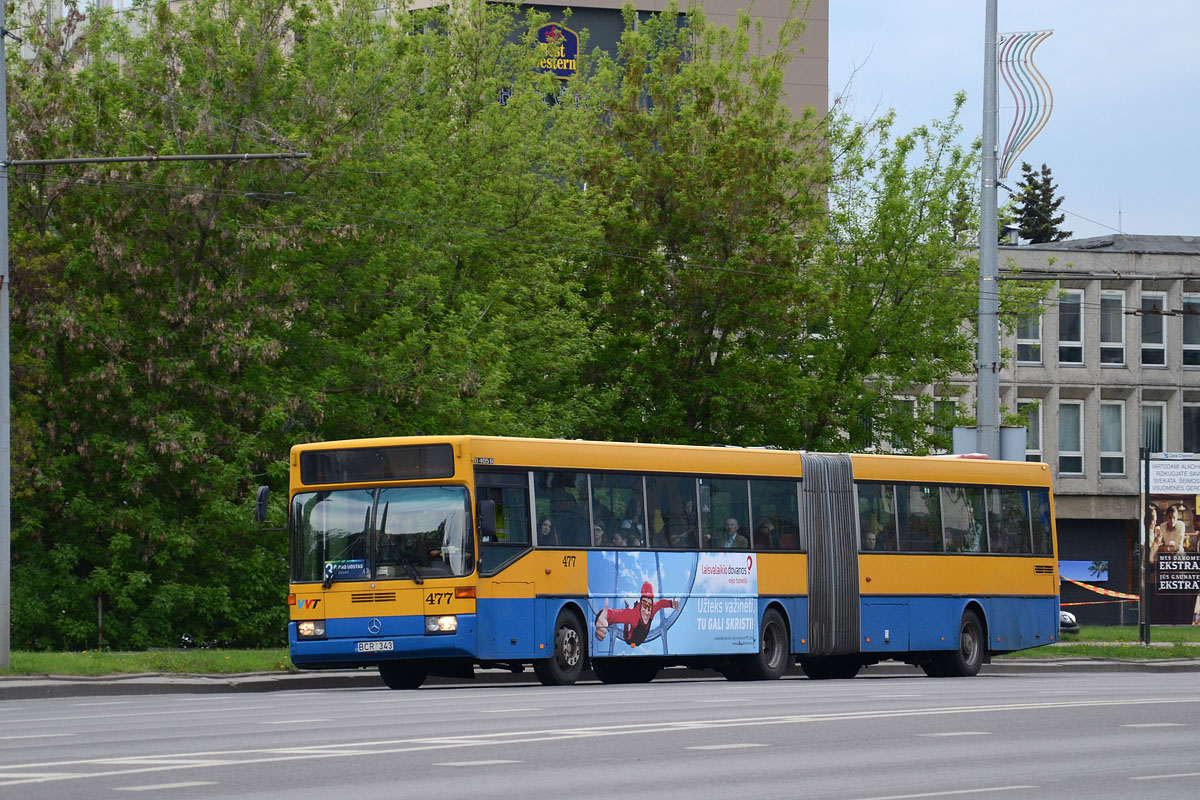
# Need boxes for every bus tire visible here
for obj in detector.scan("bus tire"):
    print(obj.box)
[937,609,984,678]
[739,608,789,681]
[800,655,860,680]
[378,660,428,690]
[534,610,585,686]
[592,658,658,684]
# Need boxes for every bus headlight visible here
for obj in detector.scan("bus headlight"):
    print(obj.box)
[297,620,326,639]
[425,615,457,634]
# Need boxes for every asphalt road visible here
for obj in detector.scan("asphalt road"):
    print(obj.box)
[3,669,1199,799]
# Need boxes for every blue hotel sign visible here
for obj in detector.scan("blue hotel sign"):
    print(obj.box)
[536,23,578,79]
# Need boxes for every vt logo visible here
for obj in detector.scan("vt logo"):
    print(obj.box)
[297,598,321,610]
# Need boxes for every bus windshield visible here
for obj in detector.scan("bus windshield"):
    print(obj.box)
[292,485,474,583]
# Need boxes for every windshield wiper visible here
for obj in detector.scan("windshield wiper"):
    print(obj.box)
[396,550,424,584]
[378,501,424,584]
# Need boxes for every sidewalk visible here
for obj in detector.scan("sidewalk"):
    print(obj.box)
[4,656,1199,700]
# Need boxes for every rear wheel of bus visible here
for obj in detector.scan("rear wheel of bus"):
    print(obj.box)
[534,609,585,686]
[379,660,428,690]
[936,609,984,677]
[736,608,789,681]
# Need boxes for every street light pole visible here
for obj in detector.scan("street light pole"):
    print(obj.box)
[977,0,1001,460]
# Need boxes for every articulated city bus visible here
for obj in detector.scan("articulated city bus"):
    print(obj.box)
[266,435,1058,689]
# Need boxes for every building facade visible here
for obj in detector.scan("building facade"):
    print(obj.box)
[953,234,1200,623]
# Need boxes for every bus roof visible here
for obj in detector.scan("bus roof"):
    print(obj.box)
[289,435,1051,487]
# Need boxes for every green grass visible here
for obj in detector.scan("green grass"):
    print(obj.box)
[1,649,296,676]
[996,624,1200,661]
[3,626,1199,676]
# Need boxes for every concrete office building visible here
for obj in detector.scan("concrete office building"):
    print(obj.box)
[946,234,1200,622]
[515,0,828,116]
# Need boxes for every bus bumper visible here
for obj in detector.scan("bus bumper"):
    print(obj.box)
[289,614,477,667]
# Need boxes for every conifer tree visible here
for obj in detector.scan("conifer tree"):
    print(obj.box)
[1014,162,1072,243]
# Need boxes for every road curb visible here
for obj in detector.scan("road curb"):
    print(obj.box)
[4,657,1199,700]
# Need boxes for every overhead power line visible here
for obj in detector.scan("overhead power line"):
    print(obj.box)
[7,152,309,167]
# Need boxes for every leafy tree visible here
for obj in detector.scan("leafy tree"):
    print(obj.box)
[1014,161,1071,243]
[7,0,598,650]
[564,3,829,446]
[567,6,1044,453]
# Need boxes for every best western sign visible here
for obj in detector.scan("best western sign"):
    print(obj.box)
[536,23,578,79]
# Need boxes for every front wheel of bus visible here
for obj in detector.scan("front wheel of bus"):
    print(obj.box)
[938,610,984,678]
[740,609,789,680]
[535,610,585,686]
[379,660,428,690]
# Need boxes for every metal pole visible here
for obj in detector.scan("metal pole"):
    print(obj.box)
[0,2,11,670]
[1141,447,1151,644]
[977,0,1000,460]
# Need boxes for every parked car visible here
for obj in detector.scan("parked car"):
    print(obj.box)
[1059,609,1080,635]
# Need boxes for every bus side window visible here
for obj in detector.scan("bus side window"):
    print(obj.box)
[988,487,1032,554]
[898,484,943,552]
[857,483,896,551]
[646,475,698,549]
[1030,489,1054,555]
[750,479,799,551]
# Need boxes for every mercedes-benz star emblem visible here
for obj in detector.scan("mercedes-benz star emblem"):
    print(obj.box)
[367,618,382,635]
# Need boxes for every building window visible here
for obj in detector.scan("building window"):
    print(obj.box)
[1100,291,1125,365]
[1059,401,1083,474]
[1100,401,1124,474]
[1142,403,1165,455]
[1184,294,1200,367]
[1058,290,1083,364]
[1185,406,1200,454]
[1141,292,1167,366]
[1018,400,1041,463]
[1017,313,1042,364]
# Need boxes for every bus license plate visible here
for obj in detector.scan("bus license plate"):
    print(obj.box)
[357,640,393,653]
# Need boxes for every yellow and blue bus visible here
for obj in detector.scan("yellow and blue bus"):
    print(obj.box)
[269,435,1058,689]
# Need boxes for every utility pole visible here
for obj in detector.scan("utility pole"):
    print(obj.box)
[977,0,1001,460]
[0,0,11,670]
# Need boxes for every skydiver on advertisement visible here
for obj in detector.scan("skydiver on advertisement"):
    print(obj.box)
[594,581,678,647]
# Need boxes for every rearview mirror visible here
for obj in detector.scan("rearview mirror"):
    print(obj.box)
[254,485,270,524]
[478,498,497,542]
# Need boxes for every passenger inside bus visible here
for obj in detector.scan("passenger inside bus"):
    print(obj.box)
[537,516,559,547]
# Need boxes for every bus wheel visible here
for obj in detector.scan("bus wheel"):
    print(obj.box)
[937,610,984,678]
[740,609,789,681]
[800,656,860,680]
[535,610,585,686]
[378,660,428,690]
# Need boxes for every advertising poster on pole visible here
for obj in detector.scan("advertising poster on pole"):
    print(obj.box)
[1147,456,1200,624]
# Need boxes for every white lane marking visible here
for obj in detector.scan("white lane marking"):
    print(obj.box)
[1122,722,1185,728]
[872,694,924,698]
[5,705,271,725]
[71,701,131,707]
[1,695,1198,788]
[850,788,1036,800]
[0,734,75,741]
[477,708,541,714]
[433,760,521,767]
[258,719,330,725]
[114,782,217,791]
[1130,771,1200,781]
[917,732,991,737]
[686,743,768,750]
